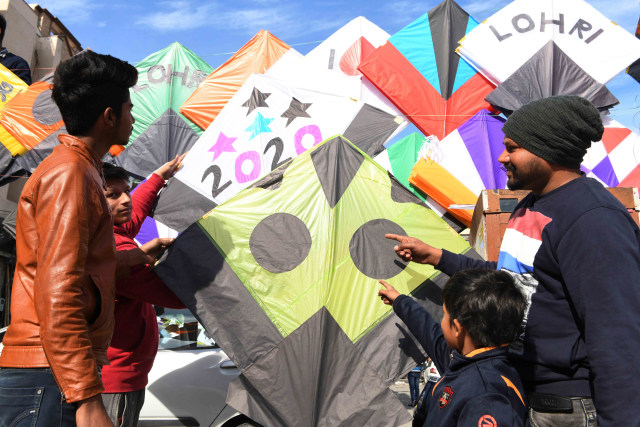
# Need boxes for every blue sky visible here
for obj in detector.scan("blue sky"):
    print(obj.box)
[37,0,640,132]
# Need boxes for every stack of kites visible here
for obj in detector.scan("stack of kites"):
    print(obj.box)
[360,0,640,228]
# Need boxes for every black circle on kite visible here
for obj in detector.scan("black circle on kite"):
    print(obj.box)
[33,89,62,126]
[350,219,408,280]
[250,213,312,274]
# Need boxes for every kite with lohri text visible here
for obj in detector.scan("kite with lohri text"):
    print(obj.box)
[154,135,481,427]
[108,42,213,179]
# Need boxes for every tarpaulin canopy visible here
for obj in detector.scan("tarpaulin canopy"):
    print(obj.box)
[409,109,506,226]
[109,42,214,179]
[457,0,640,86]
[373,132,466,232]
[359,0,496,139]
[151,73,404,234]
[581,117,640,189]
[180,31,299,131]
[154,135,481,427]
[484,41,619,115]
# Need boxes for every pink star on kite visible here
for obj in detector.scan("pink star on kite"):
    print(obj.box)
[209,132,238,162]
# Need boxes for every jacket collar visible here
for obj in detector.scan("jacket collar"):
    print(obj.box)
[58,133,106,186]
[449,345,509,371]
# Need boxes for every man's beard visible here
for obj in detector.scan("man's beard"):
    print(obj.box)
[505,165,523,190]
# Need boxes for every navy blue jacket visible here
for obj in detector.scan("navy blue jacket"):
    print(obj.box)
[436,177,640,426]
[0,48,31,85]
[394,294,527,426]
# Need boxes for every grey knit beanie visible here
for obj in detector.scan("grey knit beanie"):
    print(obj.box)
[502,96,604,169]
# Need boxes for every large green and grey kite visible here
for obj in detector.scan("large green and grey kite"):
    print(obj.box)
[155,135,481,426]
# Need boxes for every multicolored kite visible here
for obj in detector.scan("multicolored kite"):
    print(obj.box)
[154,135,480,426]
[409,109,506,226]
[180,31,298,131]
[110,42,213,179]
[152,74,404,233]
[359,0,496,139]
[582,117,640,189]
[0,72,67,185]
[373,132,466,232]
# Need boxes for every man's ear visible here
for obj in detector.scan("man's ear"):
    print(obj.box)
[103,107,117,128]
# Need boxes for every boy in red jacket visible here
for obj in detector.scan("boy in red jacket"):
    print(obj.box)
[101,155,186,427]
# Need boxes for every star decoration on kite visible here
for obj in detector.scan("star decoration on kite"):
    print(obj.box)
[208,131,238,162]
[242,87,271,116]
[281,97,312,127]
[245,112,274,140]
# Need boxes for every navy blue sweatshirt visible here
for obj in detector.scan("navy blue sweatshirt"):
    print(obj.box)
[394,294,527,426]
[0,48,31,85]
[437,176,640,426]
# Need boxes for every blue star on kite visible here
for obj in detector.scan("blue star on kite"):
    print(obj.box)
[245,112,274,140]
[209,132,238,162]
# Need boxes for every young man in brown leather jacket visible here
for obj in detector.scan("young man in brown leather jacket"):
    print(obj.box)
[0,51,137,426]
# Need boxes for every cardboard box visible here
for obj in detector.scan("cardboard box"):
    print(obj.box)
[469,187,640,262]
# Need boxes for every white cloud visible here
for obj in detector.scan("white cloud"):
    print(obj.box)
[134,2,218,31]
[133,0,345,39]
[35,0,102,23]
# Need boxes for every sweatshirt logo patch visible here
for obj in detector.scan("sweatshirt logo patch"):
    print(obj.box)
[439,386,454,408]
[478,414,497,427]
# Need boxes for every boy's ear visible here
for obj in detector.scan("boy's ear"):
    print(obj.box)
[452,318,464,337]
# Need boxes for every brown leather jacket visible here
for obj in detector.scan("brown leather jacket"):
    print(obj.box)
[0,134,116,403]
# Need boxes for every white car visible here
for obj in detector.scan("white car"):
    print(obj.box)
[0,308,262,427]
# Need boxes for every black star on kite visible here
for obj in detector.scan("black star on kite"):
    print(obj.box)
[281,97,312,127]
[242,87,271,116]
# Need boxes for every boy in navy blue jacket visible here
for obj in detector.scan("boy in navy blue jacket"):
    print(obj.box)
[379,269,527,426]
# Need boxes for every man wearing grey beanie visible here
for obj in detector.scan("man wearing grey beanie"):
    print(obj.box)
[387,96,640,426]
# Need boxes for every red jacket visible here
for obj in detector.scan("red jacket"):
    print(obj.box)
[102,173,185,393]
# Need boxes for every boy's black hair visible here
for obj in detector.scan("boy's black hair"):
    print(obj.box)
[0,14,6,46]
[102,162,130,182]
[442,269,526,348]
[52,51,137,136]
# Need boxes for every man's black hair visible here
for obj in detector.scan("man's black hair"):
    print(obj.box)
[442,269,526,348]
[0,14,6,46]
[102,163,130,182]
[52,51,137,136]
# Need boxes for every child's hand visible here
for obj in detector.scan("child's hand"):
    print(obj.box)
[378,280,401,305]
[154,152,188,181]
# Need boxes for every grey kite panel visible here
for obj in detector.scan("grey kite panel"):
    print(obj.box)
[115,108,201,180]
[154,222,283,370]
[349,218,408,280]
[486,41,619,115]
[343,104,401,158]
[226,307,412,427]
[428,0,470,100]
[310,136,364,209]
[250,213,312,274]
[152,178,217,233]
